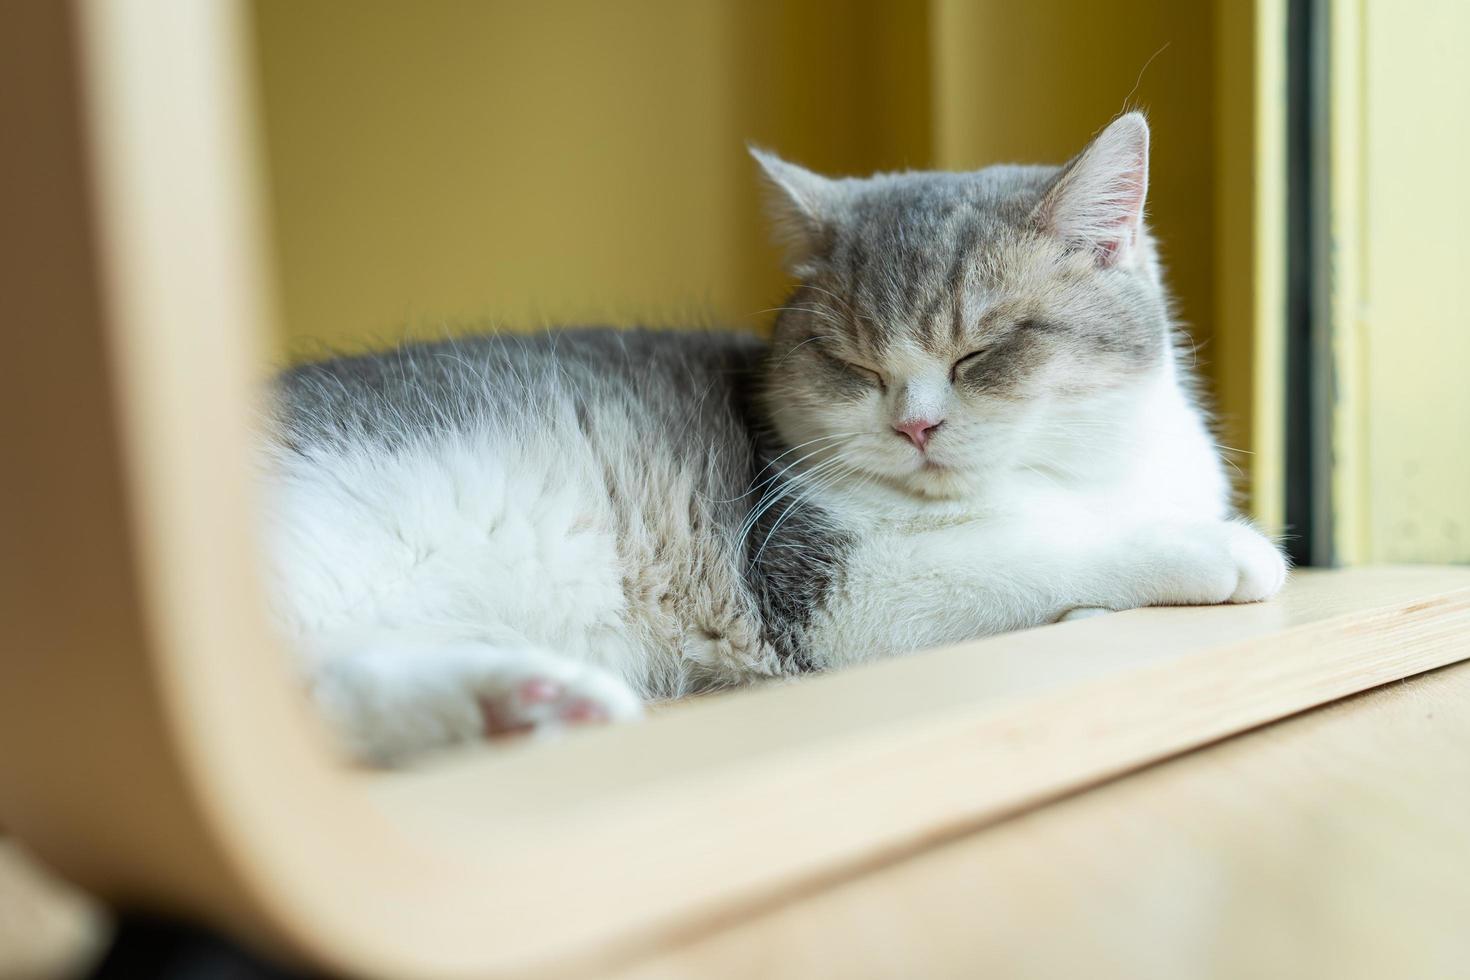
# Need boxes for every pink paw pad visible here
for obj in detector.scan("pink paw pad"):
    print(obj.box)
[561,698,609,725]
[517,677,561,705]
[478,680,615,741]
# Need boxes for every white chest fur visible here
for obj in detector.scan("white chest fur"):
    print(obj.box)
[806,368,1243,668]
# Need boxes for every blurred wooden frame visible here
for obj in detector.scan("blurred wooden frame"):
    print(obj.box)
[1,3,1468,978]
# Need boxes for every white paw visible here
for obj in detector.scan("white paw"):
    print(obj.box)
[1224,521,1290,602]
[475,653,645,739]
[309,642,643,765]
[1132,520,1289,607]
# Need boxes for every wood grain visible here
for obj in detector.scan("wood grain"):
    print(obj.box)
[607,659,1470,980]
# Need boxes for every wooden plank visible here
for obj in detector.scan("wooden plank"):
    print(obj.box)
[0,0,267,936]
[606,656,1470,980]
[365,568,1470,976]
[0,0,354,969]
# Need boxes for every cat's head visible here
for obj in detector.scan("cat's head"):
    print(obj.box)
[756,113,1172,500]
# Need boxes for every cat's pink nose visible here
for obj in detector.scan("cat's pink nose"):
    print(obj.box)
[894,418,942,449]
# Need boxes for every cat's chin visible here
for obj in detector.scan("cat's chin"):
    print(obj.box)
[890,463,983,501]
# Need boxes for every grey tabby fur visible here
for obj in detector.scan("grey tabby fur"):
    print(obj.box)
[276,327,846,691]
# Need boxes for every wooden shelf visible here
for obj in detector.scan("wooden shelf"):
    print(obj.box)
[4,4,1469,978]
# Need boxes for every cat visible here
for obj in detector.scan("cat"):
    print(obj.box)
[262,112,1288,765]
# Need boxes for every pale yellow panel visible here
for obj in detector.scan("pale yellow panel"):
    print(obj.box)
[1355,0,1470,561]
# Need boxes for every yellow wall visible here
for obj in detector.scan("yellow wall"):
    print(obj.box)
[251,0,935,357]
[1215,0,1285,529]
[252,1,1265,499]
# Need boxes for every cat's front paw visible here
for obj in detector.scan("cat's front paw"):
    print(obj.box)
[1224,520,1289,602]
[1135,520,1288,606]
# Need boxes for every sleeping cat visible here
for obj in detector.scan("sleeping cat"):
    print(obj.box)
[264,113,1288,764]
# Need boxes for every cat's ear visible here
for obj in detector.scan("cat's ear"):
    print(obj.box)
[749,146,838,271]
[1034,112,1150,268]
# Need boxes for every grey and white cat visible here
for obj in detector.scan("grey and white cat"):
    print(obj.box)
[264,113,1287,764]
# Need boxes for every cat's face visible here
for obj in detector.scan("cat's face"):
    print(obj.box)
[757,113,1171,500]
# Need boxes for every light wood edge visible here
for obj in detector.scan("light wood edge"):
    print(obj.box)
[1,5,1467,980]
[0,0,407,971]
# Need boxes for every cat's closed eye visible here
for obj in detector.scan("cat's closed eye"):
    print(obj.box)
[951,320,1047,382]
[950,346,992,382]
[826,351,886,391]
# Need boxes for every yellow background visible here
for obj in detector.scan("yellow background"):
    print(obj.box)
[250,0,1266,507]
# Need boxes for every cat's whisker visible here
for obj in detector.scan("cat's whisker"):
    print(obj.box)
[794,283,854,311]
[741,447,851,521]
[738,448,858,547]
[753,308,849,335]
[772,334,830,366]
[731,432,864,501]
[752,453,863,565]
[1017,462,1069,488]
[796,284,880,326]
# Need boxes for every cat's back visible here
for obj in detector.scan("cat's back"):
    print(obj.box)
[273,327,766,460]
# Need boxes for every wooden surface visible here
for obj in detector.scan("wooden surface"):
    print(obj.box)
[8,645,1470,980]
[605,658,1470,980]
[3,5,1469,980]
[366,567,1470,977]
[609,660,1470,980]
